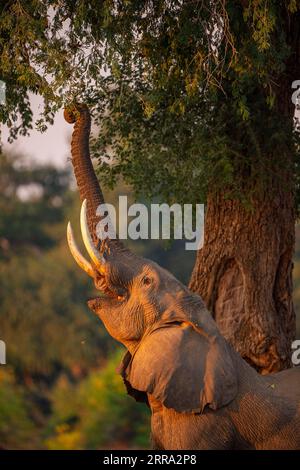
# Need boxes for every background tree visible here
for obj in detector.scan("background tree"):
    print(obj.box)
[1,1,300,372]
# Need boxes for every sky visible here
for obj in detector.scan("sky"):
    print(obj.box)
[1,94,72,168]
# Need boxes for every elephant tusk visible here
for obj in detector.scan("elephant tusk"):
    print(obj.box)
[67,222,94,278]
[80,199,106,274]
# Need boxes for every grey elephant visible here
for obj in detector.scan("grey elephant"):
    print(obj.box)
[64,104,300,450]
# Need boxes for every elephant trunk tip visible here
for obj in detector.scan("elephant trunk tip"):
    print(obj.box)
[64,107,77,124]
[64,103,90,124]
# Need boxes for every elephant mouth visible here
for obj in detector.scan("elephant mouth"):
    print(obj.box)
[94,271,127,301]
[87,290,126,312]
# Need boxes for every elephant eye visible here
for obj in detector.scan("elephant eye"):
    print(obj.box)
[142,276,152,286]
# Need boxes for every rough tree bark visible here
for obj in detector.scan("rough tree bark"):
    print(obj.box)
[189,187,296,374]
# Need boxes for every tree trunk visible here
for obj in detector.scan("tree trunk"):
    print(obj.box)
[189,186,296,374]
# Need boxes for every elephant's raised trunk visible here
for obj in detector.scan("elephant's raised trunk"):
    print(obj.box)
[64,103,105,246]
[65,103,130,283]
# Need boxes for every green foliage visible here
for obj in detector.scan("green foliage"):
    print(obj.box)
[83,1,298,205]
[45,350,150,450]
[0,248,112,377]
[0,153,112,377]
[0,0,65,139]
[1,1,299,204]
[0,368,35,449]
[0,153,71,251]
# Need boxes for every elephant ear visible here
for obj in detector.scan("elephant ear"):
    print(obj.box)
[121,322,238,413]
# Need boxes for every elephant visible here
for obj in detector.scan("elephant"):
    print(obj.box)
[64,103,300,450]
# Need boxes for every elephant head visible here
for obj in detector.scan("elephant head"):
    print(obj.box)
[65,104,238,414]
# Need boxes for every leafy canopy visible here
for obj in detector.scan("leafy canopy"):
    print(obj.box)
[1,1,300,202]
